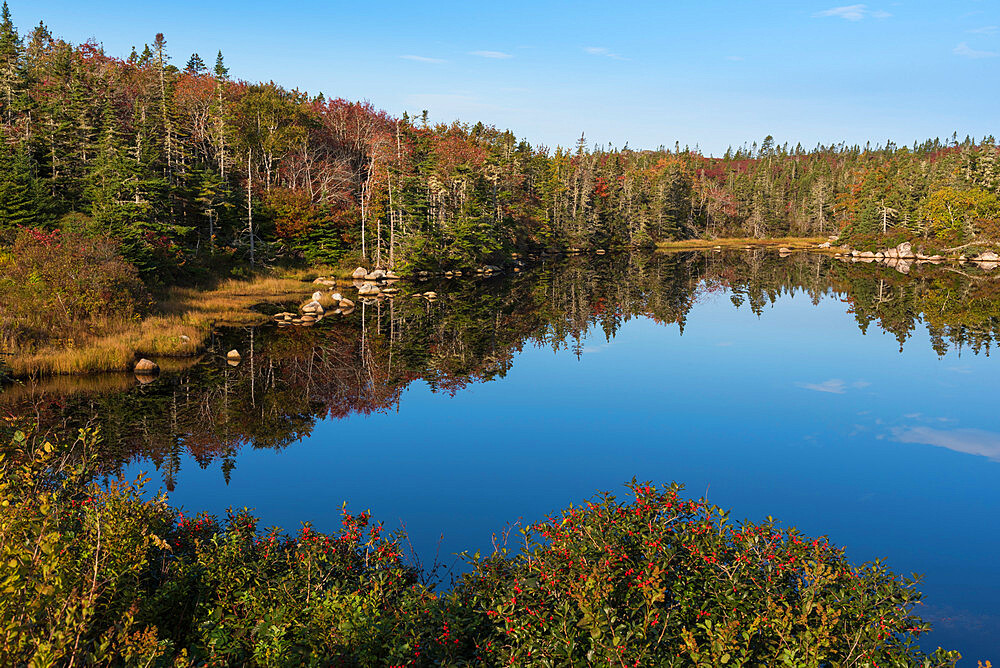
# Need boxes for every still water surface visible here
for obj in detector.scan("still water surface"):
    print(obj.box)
[6,251,999,660]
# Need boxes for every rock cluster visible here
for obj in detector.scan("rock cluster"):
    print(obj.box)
[829,240,1000,274]
[350,266,402,299]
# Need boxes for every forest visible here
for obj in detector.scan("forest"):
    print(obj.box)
[1,2,999,285]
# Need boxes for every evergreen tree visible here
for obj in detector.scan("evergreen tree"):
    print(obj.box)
[0,0,22,123]
[213,50,228,80]
[185,52,206,74]
[0,135,50,234]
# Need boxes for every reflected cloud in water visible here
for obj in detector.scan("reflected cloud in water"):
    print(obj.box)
[892,426,1000,462]
[797,379,871,394]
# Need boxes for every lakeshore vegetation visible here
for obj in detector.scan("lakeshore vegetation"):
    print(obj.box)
[2,2,1000,374]
[0,428,962,666]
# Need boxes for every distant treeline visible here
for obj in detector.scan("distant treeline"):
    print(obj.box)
[1,3,999,278]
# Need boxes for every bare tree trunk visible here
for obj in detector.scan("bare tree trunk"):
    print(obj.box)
[247,151,254,266]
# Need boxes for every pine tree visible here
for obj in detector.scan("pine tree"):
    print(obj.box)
[213,51,228,80]
[0,0,22,123]
[185,52,206,74]
[0,131,51,234]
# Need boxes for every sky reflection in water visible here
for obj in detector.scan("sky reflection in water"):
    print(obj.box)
[21,253,1000,660]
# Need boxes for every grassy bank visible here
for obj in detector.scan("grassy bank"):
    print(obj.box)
[655,236,827,251]
[4,269,346,378]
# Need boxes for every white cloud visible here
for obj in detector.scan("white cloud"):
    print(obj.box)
[892,426,1000,462]
[400,55,447,64]
[968,26,999,35]
[815,4,891,21]
[584,46,628,60]
[469,50,513,59]
[954,42,999,58]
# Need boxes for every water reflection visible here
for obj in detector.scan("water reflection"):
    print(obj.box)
[4,249,1000,485]
[4,249,1000,659]
[892,426,1000,462]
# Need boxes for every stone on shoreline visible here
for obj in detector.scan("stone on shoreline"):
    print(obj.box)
[134,358,159,375]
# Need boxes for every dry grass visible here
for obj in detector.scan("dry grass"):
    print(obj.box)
[5,273,320,377]
[656,237,826,251]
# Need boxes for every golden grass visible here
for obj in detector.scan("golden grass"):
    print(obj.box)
[5,272,321,377]
[655,237,826,251]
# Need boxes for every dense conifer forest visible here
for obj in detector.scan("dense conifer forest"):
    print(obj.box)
[1,2,998,281]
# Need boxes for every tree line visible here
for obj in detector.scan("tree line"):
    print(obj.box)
[1,3,999,280]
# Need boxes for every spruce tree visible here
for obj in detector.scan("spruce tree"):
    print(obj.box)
[185,52,206,74]
[0,0,22,122]
[213,50,228,80]
[0,131,51,235]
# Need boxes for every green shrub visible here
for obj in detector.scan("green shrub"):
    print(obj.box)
[0,432,960,667]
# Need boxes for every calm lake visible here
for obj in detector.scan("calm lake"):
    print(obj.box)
[4,250,999,661]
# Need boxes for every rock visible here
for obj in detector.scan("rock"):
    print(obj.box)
[818,241,831,248]
[885,247,899,258]
[313,277,327,284]
[340,306,356,316]
[874,252,885,259]
[381,287,400,295]
[975,251,1000,262]
[778,247,792,253]
[227,349,241,361]
[850,250,860,257]
[358,283,381,296]
[858,251,874,258]
[385,271,400,279]
[372,268,387,279]
[301,315,316,323]
[454,270,463,277]
[895,260,912,274]
[423,291,438,299]
[134,358,159,375]
[338,298,354,309]
[896,241,913,258]
[330,292,343,302]
[352,267,369,279]
[179,334,191,343]
[444,271,454,278]
[312,291,323,302]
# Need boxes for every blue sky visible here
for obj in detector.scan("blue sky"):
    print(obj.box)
[15,1,1000,155]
